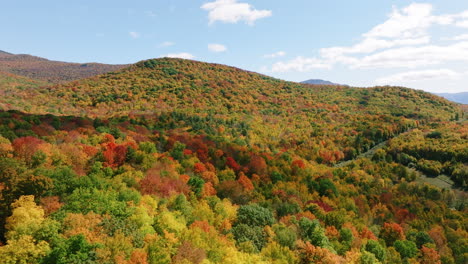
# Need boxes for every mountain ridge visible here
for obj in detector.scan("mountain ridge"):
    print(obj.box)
[436,92,468,104]
[0,50,128,83]
[301,79,341,85]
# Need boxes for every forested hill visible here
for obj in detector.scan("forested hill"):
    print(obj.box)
[2,57,458,118]
[0,51,127,83]
[0,56,466,263]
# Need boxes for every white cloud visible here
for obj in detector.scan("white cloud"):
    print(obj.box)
[364,3,450,39]
[201,0,272,25]
[164,53,195,59]
[159,41,175,47]
[271,57,331,72]
[315,4,468,70]
[129,31,140,39]
[208,43,227,52]
[456,20,468,28]
[375,69,460,85]
[353,41,468,69]
[263,51,286,58]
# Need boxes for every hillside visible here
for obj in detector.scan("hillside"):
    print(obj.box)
[0,57,466,264]
[0,51,127,83]
[1,58,460,164]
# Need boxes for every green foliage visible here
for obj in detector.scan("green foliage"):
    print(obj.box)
[359,251,381,264]
[235,204,274,228]
[188,177,205,197]
[298,217,332,250]
[61,188,132,218]
[394,240,418,259]
[364,240,386,262]
[318,178,338,197]
[232,224,266,252]
[273,225,297,249]
[42,235,98,264]
[139,141,157,154]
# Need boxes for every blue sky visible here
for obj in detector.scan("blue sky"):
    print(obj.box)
[2,0,468,93]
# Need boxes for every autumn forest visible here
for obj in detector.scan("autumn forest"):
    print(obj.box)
[0,51,466,264]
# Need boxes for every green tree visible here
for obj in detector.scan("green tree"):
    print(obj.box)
[363,240,386,262]
[394,240,418,259]
[298,217,332,250]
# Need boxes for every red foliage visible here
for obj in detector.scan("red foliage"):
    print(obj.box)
[248,155,267,176]
[395,208,415,224]
[380,222,405,245]
[225,156,241,172]
[309,200,334,212]
[420,246,441,264]
[101,138,129,168]
[379,192,393,204]
[12,136,45,161]
[291,159,306,169]
[140,174,189,197]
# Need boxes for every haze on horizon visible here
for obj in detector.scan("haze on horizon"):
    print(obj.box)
[2,0,468,93]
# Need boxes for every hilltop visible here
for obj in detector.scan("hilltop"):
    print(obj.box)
[0,50,127,83]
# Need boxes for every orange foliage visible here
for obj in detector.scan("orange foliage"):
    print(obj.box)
[420,246,441,264]
[237,172,254,191]
[326,226,339,240]
[193,162,207,174]
[40,196,63,216]
[360,227,377,240]
[380,222,405,245]
[297,241,344,264]
[190,220,213,233]
[202,182,217,197]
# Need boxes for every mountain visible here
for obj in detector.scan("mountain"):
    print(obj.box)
[0,50,127,83]
[301,79,341,85]
[0,50,12,55]
[0,57,460,166]
[3,58,455,118]
[0,55,466,263]
[436,92,468,104]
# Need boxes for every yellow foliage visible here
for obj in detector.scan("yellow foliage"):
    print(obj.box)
[5,195,45,240]
[261,242,298,264]
[0,235,50,264]
[62,212,104,243]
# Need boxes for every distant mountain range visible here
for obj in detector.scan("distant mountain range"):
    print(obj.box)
[435,92,468,104]
[301,79,340,85]
[0,50,127,83]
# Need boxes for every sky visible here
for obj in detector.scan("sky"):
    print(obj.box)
[2,0,468,93]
